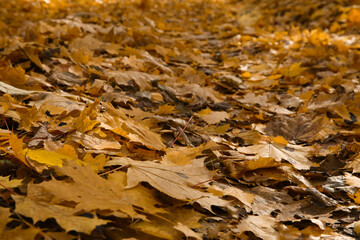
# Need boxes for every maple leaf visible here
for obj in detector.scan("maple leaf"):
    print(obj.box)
[237,136,314,170]
[107,70,161,91]
[13,195,107,234]
[197,107,229,125]
[0,64,26,87]
[0,176,23,190]
[131,207,204,239]
[0,208,12,233]
[74,98,100,133]
[163,142,216,165]
[207,185,255,207]
[1,226,41,240]
[100,103,166,151]
[264,114,338,143]
[107,171,168,215]
[234,215,280,240]
[8,133,28,167]
[22,149,77,167]
[26,160,140,218]
[108,157,230,212]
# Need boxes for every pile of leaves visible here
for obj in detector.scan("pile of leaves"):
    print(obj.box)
[2,0,360,239]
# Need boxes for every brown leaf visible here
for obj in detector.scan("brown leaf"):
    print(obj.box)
[235,215,279,240]
[27,160,140,218]
[237,137,314,170]
[265,114,338,142]
[109,157,230,212]
[13,195,107,234]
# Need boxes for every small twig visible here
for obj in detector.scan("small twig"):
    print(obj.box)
[170,115,193,148]
[175,125,194,147]
[18,46,33,63]
[191,177,222,188]
[1,115,9,131]
[99,165,129,176]
[0,182,19,195]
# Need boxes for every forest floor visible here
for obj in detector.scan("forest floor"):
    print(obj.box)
[1,0,360,239]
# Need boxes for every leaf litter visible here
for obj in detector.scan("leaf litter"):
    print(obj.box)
[0,0,360,239]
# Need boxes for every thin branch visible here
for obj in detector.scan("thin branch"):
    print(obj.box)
[99,165,129,176]
[191,177,222,188]
[18,46,33,63]
[0,182,18,195]
[170,115,193,148]
[1,115,9,131]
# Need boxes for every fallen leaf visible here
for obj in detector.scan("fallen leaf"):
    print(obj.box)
[27,160,139,218]
[0,176,23,190]
[234,215,279,240]
[22,149,77,167]
[197,108,229,124]
[174,222,202,240]
[13,195,107,234]
[237,137,314,170]
[108,157,230,212]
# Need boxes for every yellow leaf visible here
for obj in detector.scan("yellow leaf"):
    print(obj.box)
[309,29,330,46]
[22,149,77,167]
[8,133,28,167]
[352,190,360,204]
[347,8,360,27]
[215,123,230,134]
[75,117,99,132]
[0,92,17,113]
[156,104,175,115]
[83,153,107,171]
[271,136,289,145]
[56,144,78,159]
[0,64,26,87]
[111,126,129,137]
[198,107,212,116]
[74,99,100,132]
[287,62,307,78]
[241,71,252,78]
[268,74,282,80]
[71,49,90,64]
